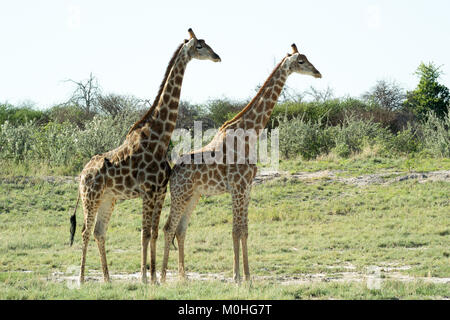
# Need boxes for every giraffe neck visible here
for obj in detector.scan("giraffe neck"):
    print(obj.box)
[127,44,191,156]
[149,50,190,145]
[223,59,289,132]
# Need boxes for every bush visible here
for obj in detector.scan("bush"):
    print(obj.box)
[419,109,450,157]
[31,121,78,165]
[0,120,36,161]
[0,103,47,126]
[331,115,390,158]
[278,116,334,160]
[383,124,422,155]
[75,111,139,160]
[206,99,244,127]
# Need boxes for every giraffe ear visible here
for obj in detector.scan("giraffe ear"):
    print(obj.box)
[291,43,299,54]
[188,28,197,40]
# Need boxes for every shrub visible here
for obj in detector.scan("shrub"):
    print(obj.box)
[383,124,422,155]
[278,116,334,159]
[0,103,47,126]
[0,120,37,161]
[419,109,450,157]
[31,121,78,165]
[206,99,244,127]
[331,115,390,158]
[75,112,139,160]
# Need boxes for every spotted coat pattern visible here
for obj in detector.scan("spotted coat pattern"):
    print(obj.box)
[74,30,221,284]
[161,45,322,282]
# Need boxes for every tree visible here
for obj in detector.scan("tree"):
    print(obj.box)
[206,98,244,127]
[362,80,405,110]
[65,73,101,116]
[403,62,450,120]
[97,93,146,117]
[305,85,334,103]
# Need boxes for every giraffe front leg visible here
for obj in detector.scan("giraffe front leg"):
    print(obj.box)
[232,226,241,283]
[149,188,167,284]
[140,222,151,284]
[141,193,157,284]
[241,227,250,282]
[231,185,252,284]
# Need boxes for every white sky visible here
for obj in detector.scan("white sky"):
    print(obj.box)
[1,0,449,109]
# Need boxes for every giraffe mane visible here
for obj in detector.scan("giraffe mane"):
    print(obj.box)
[127,41,187,136]
[219,57,287,130]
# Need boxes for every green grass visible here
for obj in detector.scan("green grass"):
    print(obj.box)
[278,156,450,176]
[0,272,448,299]
[0,157,449,299]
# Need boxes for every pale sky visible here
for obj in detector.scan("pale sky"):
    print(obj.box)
[1,0,449,109]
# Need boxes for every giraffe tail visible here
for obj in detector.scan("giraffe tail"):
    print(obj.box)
[69,191,80,246]
[171,235,177,251]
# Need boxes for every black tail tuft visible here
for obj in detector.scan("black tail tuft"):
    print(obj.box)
[171,234,178,251]
[69,190,80,246]
[69,213,76,246]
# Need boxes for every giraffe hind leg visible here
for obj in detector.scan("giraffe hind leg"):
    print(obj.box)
[79,199,100,284]
[175,193,201,280]
[161,196,191,283]
[93,196,115,283]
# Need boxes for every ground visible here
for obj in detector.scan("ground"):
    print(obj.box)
[0,157,449,299]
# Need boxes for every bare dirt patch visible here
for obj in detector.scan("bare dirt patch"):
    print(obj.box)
[46,267,450,286]
[254,170,450,186]
[2,170,449,187]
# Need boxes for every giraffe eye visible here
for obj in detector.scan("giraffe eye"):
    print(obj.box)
[299,60,305,64]
[196,45,203,49]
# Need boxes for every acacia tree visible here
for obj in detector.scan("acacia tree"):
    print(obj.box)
[362,80,405,110]
[97,93,147,117]
[65,73,101,116]
[404,62,450,120]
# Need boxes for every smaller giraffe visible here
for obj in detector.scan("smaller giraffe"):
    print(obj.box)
[161,44,321,283]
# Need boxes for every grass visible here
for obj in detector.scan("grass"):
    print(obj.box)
[0,156,449,299]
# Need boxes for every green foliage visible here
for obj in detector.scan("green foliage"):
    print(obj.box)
[32,122,78,165]
[384,124,421,155]
[0,103,47,126]
[0,111,139,174]
[0,121,36,161]
[47,104,92,128]
[75,112,138,159]
[419,109,450,157]
[331,115,390,158]
[404,62,450,120]
[278,115,391,160]
[278,117,334,159]
[206,98,244,127]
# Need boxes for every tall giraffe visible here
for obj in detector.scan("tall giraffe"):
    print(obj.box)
[69,28,221,284]
[161,44,321,282]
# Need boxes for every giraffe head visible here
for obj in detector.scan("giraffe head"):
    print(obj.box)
[183,28,221,62]
[285,43,322,78]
